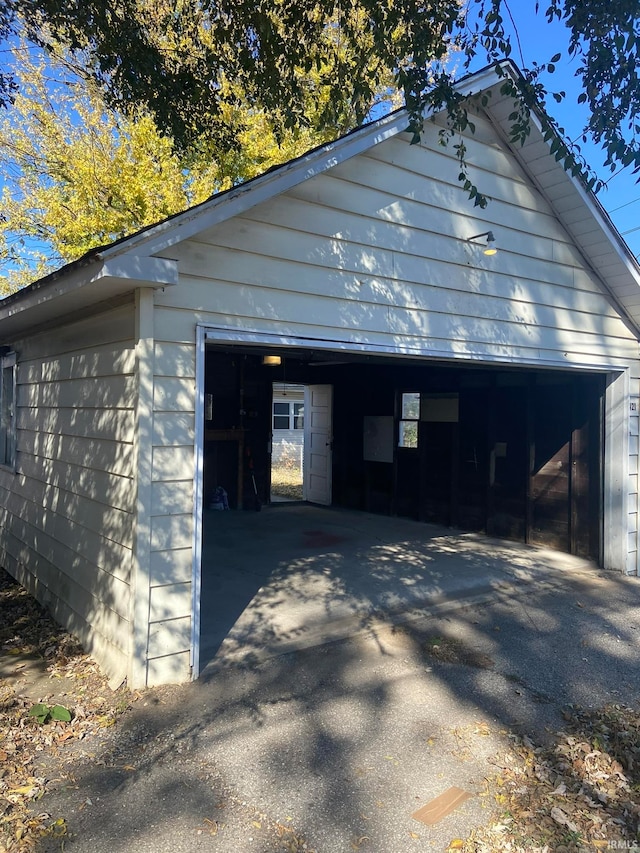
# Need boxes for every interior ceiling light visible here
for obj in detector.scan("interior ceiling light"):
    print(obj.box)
[262,355,282,366]
[467,230,497,256]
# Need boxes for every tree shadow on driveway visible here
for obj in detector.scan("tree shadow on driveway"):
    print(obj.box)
[35,552,640,852]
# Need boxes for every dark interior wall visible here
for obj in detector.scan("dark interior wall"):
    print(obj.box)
[203,351,273,510]
[330,364,604,560]
[204,348,604,561]
[332,364,396,514]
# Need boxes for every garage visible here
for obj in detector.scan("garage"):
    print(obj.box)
[1,62,639,688]
[196,344,605,667]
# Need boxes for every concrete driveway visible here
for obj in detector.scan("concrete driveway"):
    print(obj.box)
[199,504,597,672]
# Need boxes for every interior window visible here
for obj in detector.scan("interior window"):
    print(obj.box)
[398,391,419,448]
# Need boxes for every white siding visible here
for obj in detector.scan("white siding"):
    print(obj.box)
[272,389,304,468]
[158,125,637,369]
[150,114,640,598]
[0,302,136,684]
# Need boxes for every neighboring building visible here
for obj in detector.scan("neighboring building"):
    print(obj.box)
[1,62,639,688]
[271,382,304,470]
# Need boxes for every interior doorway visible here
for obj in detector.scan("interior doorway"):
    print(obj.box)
[269,383,334,505]
[270,382,305,502]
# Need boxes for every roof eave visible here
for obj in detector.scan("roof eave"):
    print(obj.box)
[0,255,178,339]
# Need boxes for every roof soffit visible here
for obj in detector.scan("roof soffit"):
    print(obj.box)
[0,256,177,339]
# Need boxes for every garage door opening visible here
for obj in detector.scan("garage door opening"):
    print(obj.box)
[197,341,608,675]
[201,346,603,556]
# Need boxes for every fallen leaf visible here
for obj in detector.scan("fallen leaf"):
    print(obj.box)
[202,818,219,836]
[550,806,577,833]
[8,785,36,796]
[57,731,74,742]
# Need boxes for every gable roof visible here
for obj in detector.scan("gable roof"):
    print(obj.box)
[2,60,640,338]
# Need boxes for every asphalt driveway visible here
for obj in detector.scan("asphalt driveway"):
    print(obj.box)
[198,504,598,671]
[36,514,640,853]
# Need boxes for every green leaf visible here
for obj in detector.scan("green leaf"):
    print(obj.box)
[29,703,50,719]
[50,705,72,722]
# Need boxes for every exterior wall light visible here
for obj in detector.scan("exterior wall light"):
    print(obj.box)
[467,230,497,256]
[262,355,282,366]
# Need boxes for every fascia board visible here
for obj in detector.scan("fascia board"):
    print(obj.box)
[0,256,177,339]
[101,113,415,260]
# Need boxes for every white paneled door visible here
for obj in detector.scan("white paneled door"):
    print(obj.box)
[303,384,333,505]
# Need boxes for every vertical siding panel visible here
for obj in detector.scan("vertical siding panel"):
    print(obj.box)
[629,393,640,574]
[131,289,155,688]
[146,336,196,685]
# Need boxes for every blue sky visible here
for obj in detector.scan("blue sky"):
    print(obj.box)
[481,3,640,259]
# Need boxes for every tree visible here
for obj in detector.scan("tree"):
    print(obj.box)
[1,1,638,289]
[0,41,391,290]
[1,0,410,290]
[2,0,638,192]
[0,50,201,290]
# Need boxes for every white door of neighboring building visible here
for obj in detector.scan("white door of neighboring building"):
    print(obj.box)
[303,384,333,505]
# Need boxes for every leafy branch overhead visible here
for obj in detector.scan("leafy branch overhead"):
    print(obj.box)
[2,0,637,185]
[0,48,336,289]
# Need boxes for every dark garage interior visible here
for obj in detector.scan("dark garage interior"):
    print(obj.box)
[203,347,604,562]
